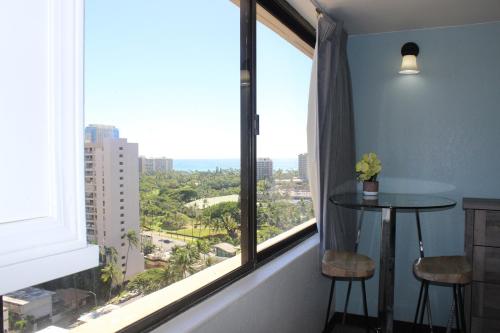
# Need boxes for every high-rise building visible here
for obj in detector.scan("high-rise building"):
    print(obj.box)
[85,124,119,145]
[154,158,173,172]
[139,157,173,174]
[138,157,154,174]
[257,158,273,180]
[85,137,144,280]
[298,153,309,181]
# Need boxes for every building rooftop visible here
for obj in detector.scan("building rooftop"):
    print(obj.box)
[213,243,238,255]
[4,287,55,306]
[55,288,92,305]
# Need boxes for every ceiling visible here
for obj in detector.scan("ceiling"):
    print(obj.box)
[286,0,500,35]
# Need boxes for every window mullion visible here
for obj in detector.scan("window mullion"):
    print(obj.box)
[240,0,258,265]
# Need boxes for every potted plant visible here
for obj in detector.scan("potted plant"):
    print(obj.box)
[356,152,382,196]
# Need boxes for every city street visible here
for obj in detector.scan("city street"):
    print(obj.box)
[142,231,186,253]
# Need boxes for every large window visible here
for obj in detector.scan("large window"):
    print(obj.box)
[0,1,315,332]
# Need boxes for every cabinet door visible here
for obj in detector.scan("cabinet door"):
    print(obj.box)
[474,210,500,247]
[0,0,98,294]
[473,247,500,282]
[472,282,500,319]
[471,317,500,333]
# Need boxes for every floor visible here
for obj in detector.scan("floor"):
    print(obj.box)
[326,321,456,333]
[331,324,367,332]
[325,314,375,333]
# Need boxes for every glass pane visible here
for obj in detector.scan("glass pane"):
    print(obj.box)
[5,1,241,331]
[256,20,314,249]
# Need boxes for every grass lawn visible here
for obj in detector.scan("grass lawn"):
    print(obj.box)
[175,227,227,238]
[145,228,196,243]
[151,227,227,241]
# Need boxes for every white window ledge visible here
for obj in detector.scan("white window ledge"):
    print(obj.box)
[70,220,316,333]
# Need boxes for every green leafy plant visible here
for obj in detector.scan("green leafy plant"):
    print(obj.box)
[355,153,382,182]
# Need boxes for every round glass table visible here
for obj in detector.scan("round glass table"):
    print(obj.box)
[329,193,456,333]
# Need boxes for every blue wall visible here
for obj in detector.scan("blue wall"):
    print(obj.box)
[343,21,500,324]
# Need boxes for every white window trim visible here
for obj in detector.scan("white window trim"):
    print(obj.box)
[0,0,98,294]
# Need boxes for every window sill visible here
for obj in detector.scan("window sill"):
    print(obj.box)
[70,220,316,333]
[71,253,240,333]
[154,233,320,333]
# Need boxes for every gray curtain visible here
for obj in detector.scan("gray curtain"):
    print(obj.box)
[308,14,357,257]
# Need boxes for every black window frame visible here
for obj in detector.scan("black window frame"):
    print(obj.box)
[254,0,317,262]
[120,1,316,332]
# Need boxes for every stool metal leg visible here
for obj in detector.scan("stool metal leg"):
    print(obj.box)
[324,279,336,332]
[453,285,461,332]
[413,281,425,332]
[457,285,466,333]
[414,281,435,333]
[425,289,434,333]
[361,279,370,333]
[342,279,353,324]
[419,282,429,327]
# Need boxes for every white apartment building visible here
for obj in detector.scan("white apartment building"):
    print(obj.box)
[138,157,173,174]
[85,138,144,280]
[3,287,55,322]
[257,158,273,180]
[298,153,309,181]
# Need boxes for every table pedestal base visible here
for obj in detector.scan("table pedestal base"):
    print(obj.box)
[378,208,396,333]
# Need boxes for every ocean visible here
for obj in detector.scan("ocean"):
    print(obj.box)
[173,158,298,171]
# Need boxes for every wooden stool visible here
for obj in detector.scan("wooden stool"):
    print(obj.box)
[322,250,375,333]
[412,211,472,333]
[413,256,472,333]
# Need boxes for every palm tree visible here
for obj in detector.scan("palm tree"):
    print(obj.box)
[101,263,122,300]
[169,245,199,279]
[221,214,239,241]
[201,215,212,235]
[102,246,118,265]
[174,248,192,279]
[100,246,121,300]
[160,265,177,286]
[195,239,211,261]
[122,230,139,285]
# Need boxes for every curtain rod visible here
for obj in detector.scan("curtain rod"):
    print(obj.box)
[310,0,325,17]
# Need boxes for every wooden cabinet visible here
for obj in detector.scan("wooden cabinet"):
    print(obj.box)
[463,198,500,333]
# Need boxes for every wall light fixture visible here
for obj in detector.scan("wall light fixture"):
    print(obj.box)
[399,42,420,74]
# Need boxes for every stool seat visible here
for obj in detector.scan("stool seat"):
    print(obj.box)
[322,250,375,279]
[413,256,472,285]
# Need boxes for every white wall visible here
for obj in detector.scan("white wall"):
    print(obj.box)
[153,235,331,333]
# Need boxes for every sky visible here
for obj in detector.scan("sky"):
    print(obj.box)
[85,0,312,159]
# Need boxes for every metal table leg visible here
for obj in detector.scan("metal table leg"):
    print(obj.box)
[379,208,396,333]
